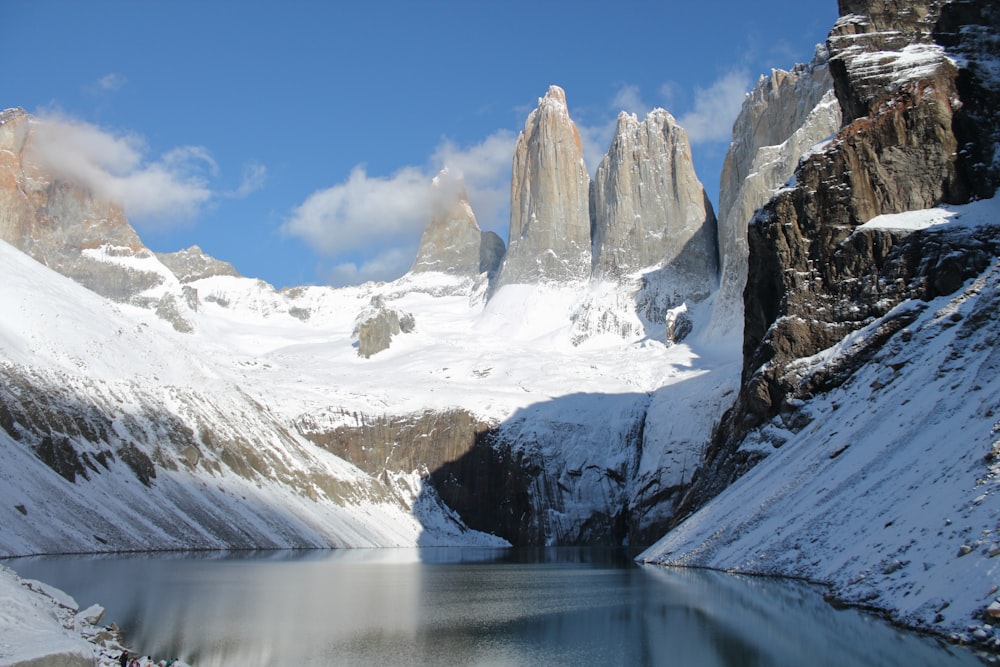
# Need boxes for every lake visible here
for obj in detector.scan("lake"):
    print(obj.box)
[5,548,982,666]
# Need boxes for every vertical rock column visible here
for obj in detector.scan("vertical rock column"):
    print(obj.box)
[705,49,842,347]
[493,85,592,288]
[591,108,718,296]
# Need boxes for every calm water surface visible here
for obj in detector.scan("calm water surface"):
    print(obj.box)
[6,548,982,666]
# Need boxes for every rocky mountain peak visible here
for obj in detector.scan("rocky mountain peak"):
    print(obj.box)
[704,46,842,347]
[155,245,241,284]
[828,0,953,123]
[590,106,717,301]
[410,169,504,278]
[493,85,591,288]
[676,0,1000,524]
[0,108,162,302]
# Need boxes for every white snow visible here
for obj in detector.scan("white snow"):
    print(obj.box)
[641,197,1000,641]
[2,184,999,657]
[857,196,1000,233]
[0,564,175,666]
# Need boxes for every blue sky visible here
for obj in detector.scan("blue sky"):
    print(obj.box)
[4,1,837,288]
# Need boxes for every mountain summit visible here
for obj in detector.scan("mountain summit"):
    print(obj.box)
[494,85,592,288]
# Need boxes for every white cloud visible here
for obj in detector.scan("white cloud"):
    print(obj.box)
[26,114,216,225]
[284,165,431,257]
[284,131,516,285]
[229,162,267,198]
[431,130,515,235]
[89,72,127,94]
[324,247,415,287]
[676,70,751,144]
[610,83,650,117]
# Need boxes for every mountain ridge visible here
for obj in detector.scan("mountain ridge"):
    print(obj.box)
[1,0,999,655]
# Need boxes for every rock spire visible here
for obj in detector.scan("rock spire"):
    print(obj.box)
[705,47,843,346]
[591,108,718,293]
[410,169,504,278]
[493,85,591,288]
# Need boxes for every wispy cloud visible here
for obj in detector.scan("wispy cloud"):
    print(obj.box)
[676,70,751,144]
[283,131,516,285]
[25,113,260,227]
[229,162,267,199]
[27,113,214,224]
[88,72,127,94]
[324,247,415,287]
[609,83,651,117]
[431,130,515,235]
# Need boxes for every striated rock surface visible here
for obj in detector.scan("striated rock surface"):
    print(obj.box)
[591,109,718,295]
[0,108,165,302]
[155,245,241,283]
[675,0,1000,520]
[298,394,649,547]
[706,49,843,346]
[410,171,505,278]
[493,86,591,288]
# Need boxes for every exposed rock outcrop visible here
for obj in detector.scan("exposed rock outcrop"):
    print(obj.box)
[675,0,1000,521]
[410,170,505,278]
[0,108,165,302]
[591,109,718,297]
[155,245,241,283]
[354,296,415,358]
[706,49,843,346]
[298,394,649,547]
[493,86,592,288]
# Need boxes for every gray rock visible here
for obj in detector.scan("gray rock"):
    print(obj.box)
[410,171,505,277]
[155,292,195,333]
[591,108,718,291]
[355,296,415,358]
[707,48,842,345]
[0,108,166,302]
[493,86,591,287]
[155,245,241,283]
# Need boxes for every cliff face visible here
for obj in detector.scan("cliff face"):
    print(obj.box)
[298,396,649,547]
[676,0,1000,517]
[591,109,717,289]
[0,108,164,302]
[494,86,592,288]
[410,171,505,278]
[706,50,843,346]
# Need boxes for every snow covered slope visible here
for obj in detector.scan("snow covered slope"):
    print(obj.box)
[641,198,1000,641]
[0,227,720,555]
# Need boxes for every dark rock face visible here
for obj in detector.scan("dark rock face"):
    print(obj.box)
[671,0,1000,523]
[739,0,999,428]
[299,397,649,547]
[707,49,842,345]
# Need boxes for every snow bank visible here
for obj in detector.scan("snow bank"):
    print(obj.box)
[0,563,159,667]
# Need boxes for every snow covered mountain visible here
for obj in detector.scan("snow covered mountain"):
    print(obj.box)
[1,0,1000,655]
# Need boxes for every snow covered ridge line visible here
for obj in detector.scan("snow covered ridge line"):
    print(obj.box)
[0,564,188,667]
[856,195,1000,233]
[639,257,1000,647]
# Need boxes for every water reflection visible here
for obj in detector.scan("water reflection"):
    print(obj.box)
[6,549,981,666]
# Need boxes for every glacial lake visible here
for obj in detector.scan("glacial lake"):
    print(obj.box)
[5,547,983,666]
